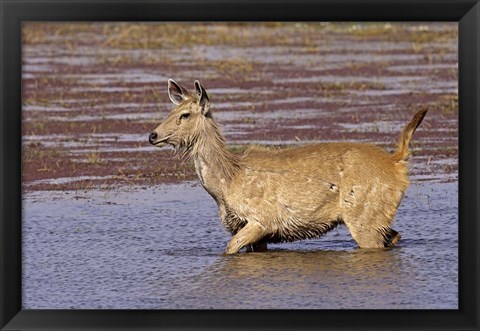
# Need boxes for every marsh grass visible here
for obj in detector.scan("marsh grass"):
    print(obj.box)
[428,94,458,116]
[333,23,457,43]
[210,58,255,79]
[23,22,456,53]
[86,152,102,164]
[22,22,340,50]
[321,81,386,91]
[100,23,321,50]
[24,149,59,163]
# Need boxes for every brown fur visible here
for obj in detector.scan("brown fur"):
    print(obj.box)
[150,80,428,254]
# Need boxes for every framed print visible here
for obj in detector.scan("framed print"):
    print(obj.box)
[1,0,479,330]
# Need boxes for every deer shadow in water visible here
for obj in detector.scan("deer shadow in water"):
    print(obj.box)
[149,79,427,254]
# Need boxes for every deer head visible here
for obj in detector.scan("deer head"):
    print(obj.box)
[149,79,211,155]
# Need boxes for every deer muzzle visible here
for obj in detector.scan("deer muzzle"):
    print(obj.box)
[149,131,170,146]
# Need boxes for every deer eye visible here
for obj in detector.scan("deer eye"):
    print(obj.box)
[180,113,190,120]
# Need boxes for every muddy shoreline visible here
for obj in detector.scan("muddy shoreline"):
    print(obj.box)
[22,23,458,191]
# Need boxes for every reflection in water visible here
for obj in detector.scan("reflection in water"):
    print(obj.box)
[172,248,417,309]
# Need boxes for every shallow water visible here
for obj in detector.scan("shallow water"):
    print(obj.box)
[22,179,458,309]
[21,22,458,309]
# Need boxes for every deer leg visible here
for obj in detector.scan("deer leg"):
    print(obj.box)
[342,187,403,248]
[246,241,268,253]
[226,221,267,254]
[347,223,401,248]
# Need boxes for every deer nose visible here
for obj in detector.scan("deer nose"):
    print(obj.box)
[149,132,158,144]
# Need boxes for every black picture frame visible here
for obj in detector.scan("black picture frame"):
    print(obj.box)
[1,0,479,330]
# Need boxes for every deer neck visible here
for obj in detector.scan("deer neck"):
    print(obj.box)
[191,123,240,202]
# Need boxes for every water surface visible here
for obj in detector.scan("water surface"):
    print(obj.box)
[22,179,458,309]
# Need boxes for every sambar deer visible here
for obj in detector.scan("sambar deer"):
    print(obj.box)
[149,79,428,254]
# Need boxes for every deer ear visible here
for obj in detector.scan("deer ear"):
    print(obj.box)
[194,80,210,115]
[168,79,187,105]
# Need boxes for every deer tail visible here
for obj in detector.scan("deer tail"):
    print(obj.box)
[391,107,428,162]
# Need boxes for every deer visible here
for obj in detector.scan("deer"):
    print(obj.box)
[149,79,428,254]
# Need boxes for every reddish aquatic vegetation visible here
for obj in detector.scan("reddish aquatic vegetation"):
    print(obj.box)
[21,22,458,192]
